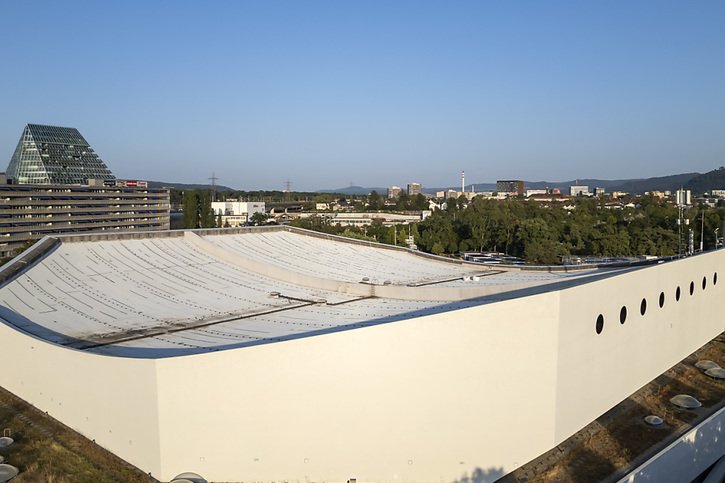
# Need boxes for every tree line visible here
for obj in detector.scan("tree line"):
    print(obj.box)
[415,196,723,263]
[293,195,724,264]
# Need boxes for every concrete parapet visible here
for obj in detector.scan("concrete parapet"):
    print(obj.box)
[0,237,60,288]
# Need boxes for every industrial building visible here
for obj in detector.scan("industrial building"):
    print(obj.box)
[1,124,170,257]
[0,225,721,481]
[496,179,525,196]
[570,185,591,197]
[210,200,265,226]
[314,210,430,227]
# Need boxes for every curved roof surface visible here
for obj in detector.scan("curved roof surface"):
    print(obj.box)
[0,227,625,358]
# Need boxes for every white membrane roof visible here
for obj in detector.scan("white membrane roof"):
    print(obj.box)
[0,228,626,358]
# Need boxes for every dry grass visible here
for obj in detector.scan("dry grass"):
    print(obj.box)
[0,386,154,483]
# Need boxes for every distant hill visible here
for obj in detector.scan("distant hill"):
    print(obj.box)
[148,181,236,191]
[684,167,725,194]
[606,173,701,194]
[154,169,724,196]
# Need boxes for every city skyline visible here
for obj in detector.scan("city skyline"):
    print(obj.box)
[1,1,724,191]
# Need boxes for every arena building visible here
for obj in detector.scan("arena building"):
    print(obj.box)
[0,226,722,481]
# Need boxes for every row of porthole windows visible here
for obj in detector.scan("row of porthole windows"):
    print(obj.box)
[595,272,717,334]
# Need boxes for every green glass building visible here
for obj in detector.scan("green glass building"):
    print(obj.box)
[7,123,115,184]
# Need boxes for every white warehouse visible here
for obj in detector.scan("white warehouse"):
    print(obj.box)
[210,200,265,226]
[0,226,722,482]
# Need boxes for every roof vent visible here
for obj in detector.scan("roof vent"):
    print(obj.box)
[361,277,370,282]
[171,472,207,483]
[695,360,720,371]
[268,291,280,298]
[670,394,702,409]
[705,367,725,380]
[0,464,19,481]
[644,415,663,426]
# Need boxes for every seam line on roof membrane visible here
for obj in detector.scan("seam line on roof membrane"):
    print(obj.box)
[67,299,317,351]
[405,271,503,287]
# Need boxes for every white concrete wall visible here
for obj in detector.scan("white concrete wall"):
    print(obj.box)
[154,291,562,482]
[0,323,162,476]
[151,251,724,481]
[555,250,724,442]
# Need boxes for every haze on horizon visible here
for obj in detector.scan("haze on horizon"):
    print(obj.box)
[1,1,723,192]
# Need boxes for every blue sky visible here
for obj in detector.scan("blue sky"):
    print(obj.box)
[1,1,723,191]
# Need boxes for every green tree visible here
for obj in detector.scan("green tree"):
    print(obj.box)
[368,191,385,211]
[250,212,269,226]
[182,190,199,228]
[199,191,215,228]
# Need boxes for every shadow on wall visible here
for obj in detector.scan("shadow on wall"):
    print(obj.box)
[452,467,505,483]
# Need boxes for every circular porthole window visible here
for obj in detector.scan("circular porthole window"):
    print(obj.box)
[620,306,627,324]
[675,286,681,301]
[690,281,695,295]
[640,298,647,316]
[702,276,707,290]
[596,314,604,334]
[659,292,665,308]
[714,272,718,286]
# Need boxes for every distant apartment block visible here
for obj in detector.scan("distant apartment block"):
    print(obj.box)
[387,186,403,198]
[595,187,606,196]
[211,200,266,226]
[710,189,725,198]
[407,182,422,196]
[570,185,591,197]
[0,175,169,258]
[496,180,524,196]
[435,189,458,199]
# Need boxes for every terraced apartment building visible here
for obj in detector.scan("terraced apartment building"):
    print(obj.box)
[0,124,169,258]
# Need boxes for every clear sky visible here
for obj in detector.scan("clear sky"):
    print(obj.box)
[1,1,724,191]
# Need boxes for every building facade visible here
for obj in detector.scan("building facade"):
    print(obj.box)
[0,178,170,257]
[211,201,266,226]
[7,124,114,185]
[2,124,169,258]
[407,182,422,196]
[387,186,403,199]
[570,185,591,197]
[496,180,525,196]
